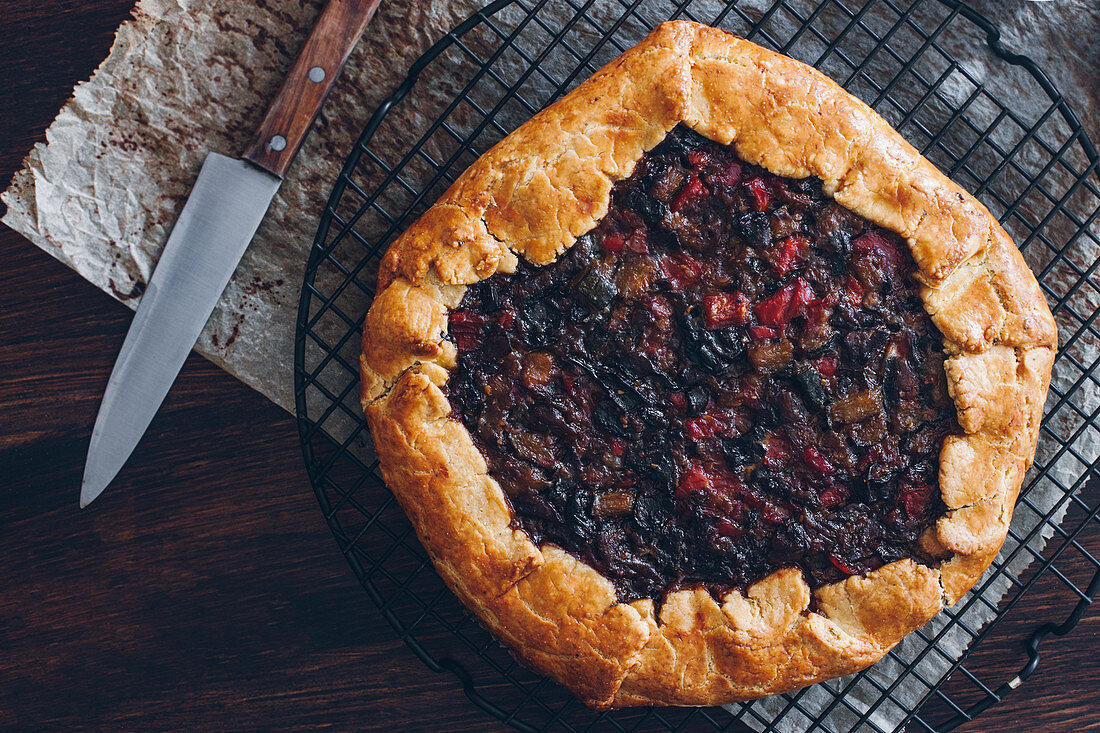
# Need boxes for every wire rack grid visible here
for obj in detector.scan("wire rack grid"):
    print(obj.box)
[293,0,1100,730]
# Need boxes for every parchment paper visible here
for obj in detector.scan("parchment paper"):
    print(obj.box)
[3,1,1098,731]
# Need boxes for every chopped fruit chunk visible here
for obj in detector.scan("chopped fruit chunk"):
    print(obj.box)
[703,291,750,329]
[601,232,625,254]
[764,437,791,467]
[772,235,810,276]
[686,149,711,169]
[754,285,793,326]
[830,555,856,575]
[748,324,779,341]
[815,354,839,379]
[828,390,882,424]
[671,175,707,212]
[594,490,635,518]
[449,309,480,327]
[686,411,741,441]
[449,309,483,352]
[844,275,864,307]
[677,463,742,505]
[750,339,794,374]
[715,518,744,538]
[646,294,672,322]
[662,251,703,288]
[755,278,816,327]
[676,462,714,500]
[746,176,771,211]
[900,482,934,518]
[820,484,848,509]
[802,446,834,475]
[789,278,818,318]
[852,230,904,273]
[686,416,716,441]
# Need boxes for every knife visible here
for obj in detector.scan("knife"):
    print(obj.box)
[81,0,383,507]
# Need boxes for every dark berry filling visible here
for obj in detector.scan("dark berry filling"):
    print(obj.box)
[445,125,957,603]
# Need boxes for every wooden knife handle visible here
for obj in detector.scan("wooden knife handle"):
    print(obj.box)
[243,0,382,178]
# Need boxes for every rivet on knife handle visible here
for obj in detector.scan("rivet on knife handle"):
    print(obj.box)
[243,0,383,178]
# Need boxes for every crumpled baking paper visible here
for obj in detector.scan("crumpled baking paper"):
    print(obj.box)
[2,1,1097,731]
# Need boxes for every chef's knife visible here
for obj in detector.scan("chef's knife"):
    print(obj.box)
[81,0,383,507]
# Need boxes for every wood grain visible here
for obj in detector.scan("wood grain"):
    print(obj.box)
[1,1,1098,731]
[242,0,383,177]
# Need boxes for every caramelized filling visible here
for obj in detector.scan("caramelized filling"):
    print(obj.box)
[445,126,957,602]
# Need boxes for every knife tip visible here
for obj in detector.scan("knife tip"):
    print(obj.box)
[79,472,108,509]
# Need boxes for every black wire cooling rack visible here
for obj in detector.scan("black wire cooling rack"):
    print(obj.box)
[294,0,1100,730]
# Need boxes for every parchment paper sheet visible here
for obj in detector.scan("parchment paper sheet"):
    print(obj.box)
[3,1,1098,731]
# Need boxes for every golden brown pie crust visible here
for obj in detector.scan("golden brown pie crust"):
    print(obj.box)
[359,21,1057,709]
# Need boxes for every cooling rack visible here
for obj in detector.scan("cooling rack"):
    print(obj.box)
[293,0,1100,730]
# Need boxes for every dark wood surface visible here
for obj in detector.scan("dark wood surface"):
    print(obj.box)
[1,2,1098,731]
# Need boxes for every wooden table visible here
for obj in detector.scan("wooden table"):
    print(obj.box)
[2,2,1097,730]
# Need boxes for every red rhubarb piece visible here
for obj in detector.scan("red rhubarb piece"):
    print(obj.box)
[686,411,738,441]
[715,518,744,538]
[755,278,815,327]
[671,175,707,212]
[449,309,483,352]
[830,555,856,575]
[676,463,712,500]
[773,235,810,277]
[900,483,933,518]
[686,149,710,169]
[814,354,839,379]
[844,275,864,307]
[802,445,834,475]
[852,230,904,273]
[746,176,771,211]
[787,277,818,319]
[764,437,791,467]
[662,252,704,288]
[748,324,779,341]
[755,286,794,326]
[601,232,625,254]
[819,485,848,509]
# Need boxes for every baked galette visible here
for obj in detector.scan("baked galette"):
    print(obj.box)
[360,21,1056,709]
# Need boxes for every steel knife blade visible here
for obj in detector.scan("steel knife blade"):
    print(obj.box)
[81,0,382,507]
[80,155,279,507]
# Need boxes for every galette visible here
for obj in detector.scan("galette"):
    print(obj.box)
[360,20,1056,709]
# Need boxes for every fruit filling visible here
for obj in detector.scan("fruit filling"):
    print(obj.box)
[445,125,958,602]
